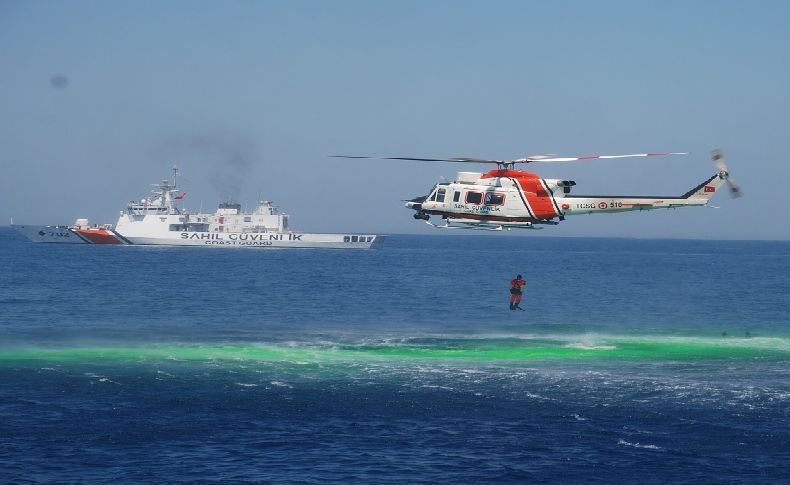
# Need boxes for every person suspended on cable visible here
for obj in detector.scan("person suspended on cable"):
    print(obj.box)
[509,274,526,311]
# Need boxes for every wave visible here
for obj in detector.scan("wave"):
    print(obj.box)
[617,439,662,450]
[1,334,788,364]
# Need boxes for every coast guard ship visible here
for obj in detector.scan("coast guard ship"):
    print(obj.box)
[13,168,381,249]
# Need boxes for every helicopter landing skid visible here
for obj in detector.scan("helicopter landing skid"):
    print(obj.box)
[424,220,542,231]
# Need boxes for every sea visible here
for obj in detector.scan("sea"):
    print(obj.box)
[1,227,789,483]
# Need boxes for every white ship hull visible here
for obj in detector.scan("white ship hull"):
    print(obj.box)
[12,225,88,244]
[121,231,382,249]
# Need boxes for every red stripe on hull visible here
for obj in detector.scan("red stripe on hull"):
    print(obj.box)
[72,229,124,244]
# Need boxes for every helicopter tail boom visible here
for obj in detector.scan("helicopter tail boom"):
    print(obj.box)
[559,171,729,216]
[560,150,739,217]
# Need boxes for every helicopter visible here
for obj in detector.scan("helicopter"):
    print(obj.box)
[333,150,740,230]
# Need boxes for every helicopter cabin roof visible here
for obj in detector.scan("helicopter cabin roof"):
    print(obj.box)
[455,172,482,184]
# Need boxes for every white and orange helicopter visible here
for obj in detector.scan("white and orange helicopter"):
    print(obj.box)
[334,150,740,230]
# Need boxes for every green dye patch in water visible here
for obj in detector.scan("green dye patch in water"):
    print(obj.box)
[1,336,788,365]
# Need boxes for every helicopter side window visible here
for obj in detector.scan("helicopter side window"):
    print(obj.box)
[484,192,505,206]
[429,190,437,202]
[465,191,482,205]
[453,191,460,202]
[436,188,446,202]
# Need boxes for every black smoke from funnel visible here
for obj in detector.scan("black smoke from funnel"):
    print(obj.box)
[156,133,257,202]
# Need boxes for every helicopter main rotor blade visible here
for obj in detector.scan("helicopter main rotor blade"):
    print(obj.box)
[447,157,503,164]
[332,152,688,165]
[516,152,688,163]
[330,155,501,163]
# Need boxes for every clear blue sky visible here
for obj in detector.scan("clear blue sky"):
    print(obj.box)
[1,0,788,239]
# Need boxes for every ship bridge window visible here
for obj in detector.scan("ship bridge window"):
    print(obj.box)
[465,191,482,204]
[484,192,505,205]
[244,216,252,222]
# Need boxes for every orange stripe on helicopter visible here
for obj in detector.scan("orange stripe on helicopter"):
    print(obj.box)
[481,169,559,219]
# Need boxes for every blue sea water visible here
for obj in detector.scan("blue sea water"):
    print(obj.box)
[1,227,789,483]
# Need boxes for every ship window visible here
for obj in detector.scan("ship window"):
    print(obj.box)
[352,236,359,242]
[465,191,482,204]
[368,236,374,242]
[436,188,446,202]
[244,216,252,222]
[484,192,505,205]
[344,236,350,242]
[453,191,460,202]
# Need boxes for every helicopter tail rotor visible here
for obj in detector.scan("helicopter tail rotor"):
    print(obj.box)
[712,149,742,198]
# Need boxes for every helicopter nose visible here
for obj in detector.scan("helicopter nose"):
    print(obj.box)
[403,195,427,210]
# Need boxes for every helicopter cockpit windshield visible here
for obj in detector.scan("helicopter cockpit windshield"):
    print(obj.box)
[428,186,447,203]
